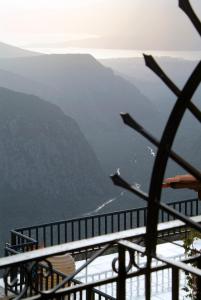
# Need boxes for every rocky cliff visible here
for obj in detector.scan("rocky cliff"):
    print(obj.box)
[0,87,113,248]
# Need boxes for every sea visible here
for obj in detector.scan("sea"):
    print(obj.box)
[25,47,201,61]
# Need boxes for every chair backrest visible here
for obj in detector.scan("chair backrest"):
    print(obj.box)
[47,253,75,275]
[45,254,76,289]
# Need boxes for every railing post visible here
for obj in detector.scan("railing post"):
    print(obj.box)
[145,257,151,300]
[86,287,94,300]
[4,247,8,296]
[117,244,126,300]
[196,198,199,215]
[11,231,17,248]
[172,267,179,300]
[196,256,201,300]
[10,231,17,283]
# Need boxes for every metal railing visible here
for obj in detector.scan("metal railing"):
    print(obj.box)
[8,197,201,251]
[3,197,200,299]
[4,246,116,300]
[1,217,201,300]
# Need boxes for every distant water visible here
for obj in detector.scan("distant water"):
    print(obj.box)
[26,47,201,60]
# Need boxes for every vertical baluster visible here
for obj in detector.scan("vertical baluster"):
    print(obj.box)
[78,219,81,240]
[22,236,25,252]
[196,256,201,300]
[105,216,108,234]
[36,228,39,248]
[196,198,199,215]
[50,225,53,246]
[137,210,139,227]
[111,214,114,233]
[159,209,162,223]
[51,271,54,289]
[192,199,195,216]
[145,258,151,300]
[179,202,182,214]
[176,203,178,216]
[45,267,48,291]
[167,211,170,221]
[28,229,31,240]
[85,219,88,239]
[173,203,176,220]
[58,224,61,244]
[92,217,95,237]
[124,212,126,230]
[190,200,193,216]
[65,222,68,242]
[39,265,43,292]
[4,258,8,296]
[10,232,17,285]
[117,214,120,231]
[185,201,188,216]
[86,288,94,300]
[43,226,46,247]
[98,217,101,235]
[17,235,20,247]
[19,266,22,293]
[72,221,75,241]
[172,267,179,300]
[130,211,133,228]
[117,244,126,300]
[144,208,147,226]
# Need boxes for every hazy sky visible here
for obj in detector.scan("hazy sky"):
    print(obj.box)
[0,0,200,50]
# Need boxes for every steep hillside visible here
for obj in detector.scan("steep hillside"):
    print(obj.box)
[0,54,162,195]
[101,57,201,155]
[0,87,113,248]
[100,57,199,117]
[0,68,59,101]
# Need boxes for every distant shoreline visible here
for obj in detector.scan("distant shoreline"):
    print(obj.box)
[23,47,201,60]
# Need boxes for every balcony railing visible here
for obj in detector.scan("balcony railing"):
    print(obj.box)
[7,197,201,253]
[2,197,201,300]
[1,214,201,300]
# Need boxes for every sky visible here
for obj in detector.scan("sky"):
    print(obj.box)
[0,0,200,51]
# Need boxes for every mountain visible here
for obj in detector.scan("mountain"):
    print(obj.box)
[0,53,163,198]
[0,67,60,101]
[0,49,198,219]
[100,57,199,117]
[0,87,113,250]
[0,42,40,58]
[100,56,201,142]
[100,57,201,197]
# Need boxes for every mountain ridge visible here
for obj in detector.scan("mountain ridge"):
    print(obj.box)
[0,41,41,58]
[0,50,163,209]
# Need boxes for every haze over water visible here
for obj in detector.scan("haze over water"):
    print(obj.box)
[25,47,201,60]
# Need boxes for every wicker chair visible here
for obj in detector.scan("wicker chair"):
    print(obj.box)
[40,254,76,291]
